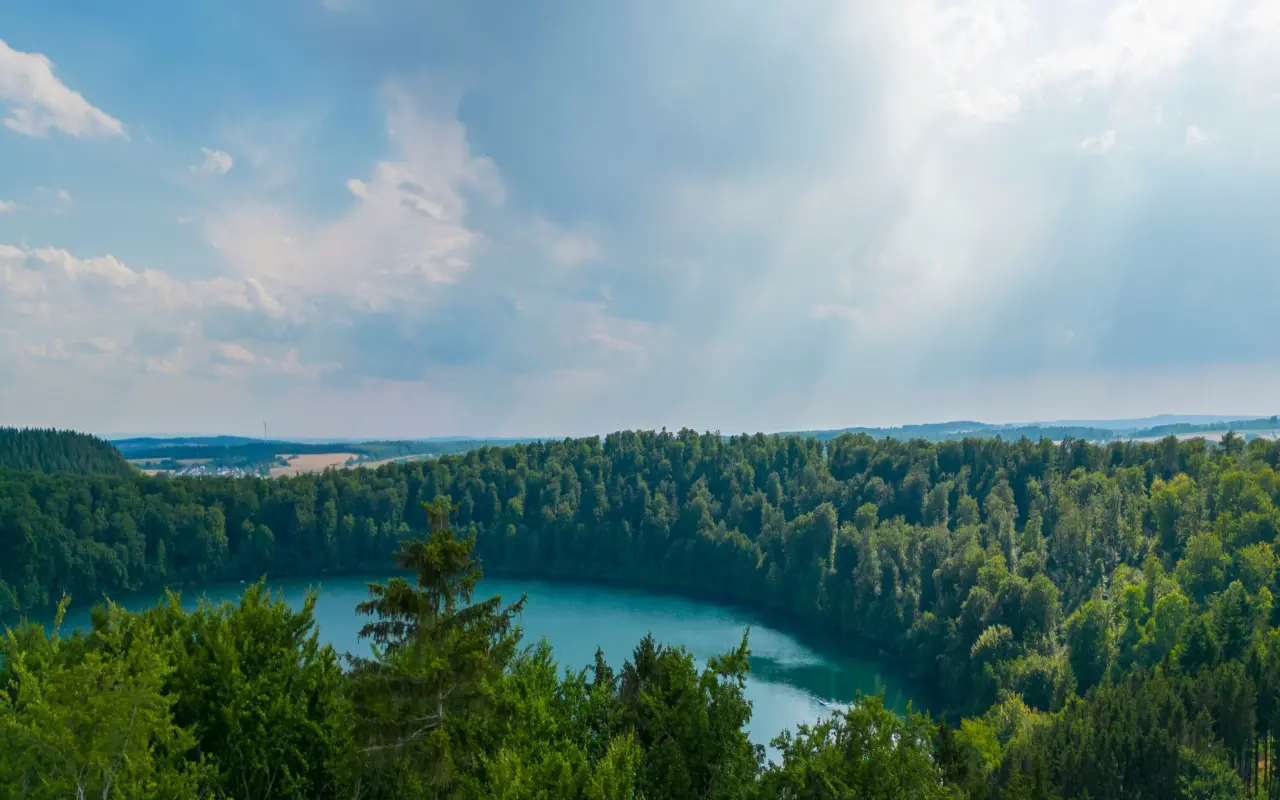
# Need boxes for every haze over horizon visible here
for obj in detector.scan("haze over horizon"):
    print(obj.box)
[3,1,1279,439]
[89,412,1277,446]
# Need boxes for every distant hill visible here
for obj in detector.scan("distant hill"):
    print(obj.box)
[785,421,988,442]
[0,428,132,475]
[784,415,1280,444]
[110,435,530,477]
[999,414,1263,431]
[109,417,1280,458]
[111,435,265,452]
[112,437,504,461]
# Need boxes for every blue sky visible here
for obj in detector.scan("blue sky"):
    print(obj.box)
[2,0,1279,438]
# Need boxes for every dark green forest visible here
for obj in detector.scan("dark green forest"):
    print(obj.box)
[0,427,132,476]
[4,427,1280,797]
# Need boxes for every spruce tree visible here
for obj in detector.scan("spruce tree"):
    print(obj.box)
[347,497,526,791]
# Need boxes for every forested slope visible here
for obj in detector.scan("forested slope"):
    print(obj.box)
[0,502,952,799]
[0,427,132,475]
[3,429,1280,795]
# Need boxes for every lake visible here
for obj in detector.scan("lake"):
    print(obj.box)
[18,575,923,748]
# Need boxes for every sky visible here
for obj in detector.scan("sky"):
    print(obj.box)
[1,0,1279,439]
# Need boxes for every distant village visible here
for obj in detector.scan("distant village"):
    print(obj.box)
[158,463,265,478]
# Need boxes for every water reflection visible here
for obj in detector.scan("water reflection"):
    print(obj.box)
[747,654,919,716]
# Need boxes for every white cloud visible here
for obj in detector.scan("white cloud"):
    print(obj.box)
[145,357,181,375]
[587,332,644,360]
[211,342,256,364]
[35,187,73,213]
[8,1,1280,436]
[901,0,1235,128]
[1080,130,1117,153]
[177,215,194,225]
[216,111,326,191]
[0,39,125,138]
[554,0,1280,434]
[82,336,119,355]
[0,243,296,380]
[27,339,72,360]
[0,200,20,213]
[550,231,600,267]
[192,147,233,175]
[206,81,503,307]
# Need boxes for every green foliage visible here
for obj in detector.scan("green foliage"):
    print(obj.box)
[347,497,527,794]
[137,584,354,799]
[0,427,131,475]
[482,641,641,799]
[758,694,949,799]
[0,600,214,799]
[5,430,1280,795]
[619,631,762,798]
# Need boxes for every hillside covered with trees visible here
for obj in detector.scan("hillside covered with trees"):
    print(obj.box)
[790,415,1280,443]
[0,501,949,799]
[3,429,1280,796]
[0,427,132,476]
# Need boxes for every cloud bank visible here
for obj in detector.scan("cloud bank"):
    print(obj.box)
[0,38,125,138]
[2,0,1279,437]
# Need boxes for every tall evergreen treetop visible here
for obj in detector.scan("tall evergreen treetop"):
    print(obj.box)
[347,497,527,792]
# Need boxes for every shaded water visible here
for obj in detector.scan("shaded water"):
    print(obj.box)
[19,575,925,748]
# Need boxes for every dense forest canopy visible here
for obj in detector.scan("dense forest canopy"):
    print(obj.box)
[3,428,1280,796]
[0,504,950,799]
[0,427,132,476]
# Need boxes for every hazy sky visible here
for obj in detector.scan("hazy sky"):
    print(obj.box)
[2,0,1279,438]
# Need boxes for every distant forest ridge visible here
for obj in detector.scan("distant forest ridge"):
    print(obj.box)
[5,415,1277,480]
[110,436,518,462]
[0,428,528,478]
[788,414,1280,443]
[112,413,1280,454]
[0,427,132,475]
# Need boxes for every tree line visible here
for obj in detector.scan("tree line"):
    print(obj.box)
[0,427,132,476]
[4,428,1280,796]
[1,498,949,799]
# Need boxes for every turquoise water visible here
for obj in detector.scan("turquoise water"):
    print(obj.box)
[19,575,922,748]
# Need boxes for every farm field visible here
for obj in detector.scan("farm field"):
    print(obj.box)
[268,452,359,477]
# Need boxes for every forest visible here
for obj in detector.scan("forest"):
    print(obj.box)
[3,427,1280,797]
[0,427,132,476]
[791,415,1280,444]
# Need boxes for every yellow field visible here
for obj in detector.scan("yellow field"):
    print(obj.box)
[269,452,358,477]
[129,457,212,467]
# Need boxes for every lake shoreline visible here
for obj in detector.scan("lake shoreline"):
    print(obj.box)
[479,565,940,713]
[5,562,939,718]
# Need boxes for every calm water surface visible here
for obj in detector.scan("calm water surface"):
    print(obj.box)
[23,575,923,747]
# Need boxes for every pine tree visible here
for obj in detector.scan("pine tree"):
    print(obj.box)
[346,497,526,791]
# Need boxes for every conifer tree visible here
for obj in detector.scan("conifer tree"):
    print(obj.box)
[347,497,526,792]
